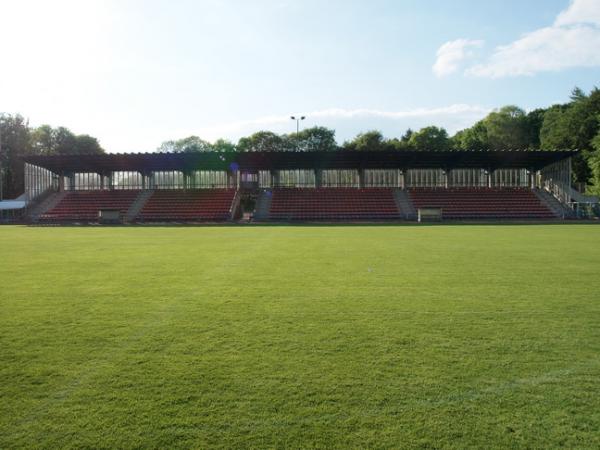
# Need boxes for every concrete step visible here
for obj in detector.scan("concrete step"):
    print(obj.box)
[394,189,417,220]
[230,190,242,220]
[28,191,67,222]
[126,190,154,222]
[533,189,574,219]
[253,190,272,220]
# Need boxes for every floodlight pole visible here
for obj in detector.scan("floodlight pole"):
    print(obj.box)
[0,113,4,201]
[290,115,306,151]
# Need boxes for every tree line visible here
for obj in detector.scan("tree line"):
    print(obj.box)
[1,86,599,199]
[0,116,104,198]
[158,87,600,193]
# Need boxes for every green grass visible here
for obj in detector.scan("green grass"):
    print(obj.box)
[1,225,600,449]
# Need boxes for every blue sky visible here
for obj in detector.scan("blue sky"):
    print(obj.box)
[1,0,599,152]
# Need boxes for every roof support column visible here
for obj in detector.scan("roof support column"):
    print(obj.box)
[140,171,151,190]
[486,170,494,188]
[58,172,65,192]
[270,170,280,189]
[528,170,537,189]
[443,169,450,188]
[358,169,365,189]
[66,172,75,191]
[99,172,109,190]
[104,172,114,190]
[314,169,323,188]
[227,169,239,189]
[183,171,191,191]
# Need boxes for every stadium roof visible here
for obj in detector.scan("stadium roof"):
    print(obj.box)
[24,150,578,173]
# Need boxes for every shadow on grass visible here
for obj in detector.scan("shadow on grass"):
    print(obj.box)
[22,219,600,228]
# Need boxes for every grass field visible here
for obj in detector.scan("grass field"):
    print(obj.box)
[1,224,600,449]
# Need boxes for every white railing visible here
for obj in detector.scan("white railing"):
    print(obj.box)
[229,190,241,220]
[544,179,598,206]
[543,178,599,218]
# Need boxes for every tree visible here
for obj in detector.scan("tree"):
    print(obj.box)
[0,114,32,198]
[539,105,571,149]
[387,137,412,151]
[343,130,387,151]
[73,135,103,154]
[53,127,78,155]
[212,138,237,153]
[291,126,337,152]
[401,128,414,142]
[30,125,104,155]
[570,87,587,102]
[453,121,489,150]
[453,106,543,151]
[523,108,547,149]
[1,116,104,198]
[540,88,600,150]
[409,126,451,151]
[157,136,213,153]
[237,131,290,152]
[385,129,415,151]
[484,106,529,150]
[30,125,55,155]
[586,132,600,196]
[540,87,600,183]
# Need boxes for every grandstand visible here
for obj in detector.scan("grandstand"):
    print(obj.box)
[19,149,597,223]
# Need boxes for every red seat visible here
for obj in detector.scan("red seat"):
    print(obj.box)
[408,188,556,219]
[138,189,235,221]
[269,188,400,221]
[40,190,140,222]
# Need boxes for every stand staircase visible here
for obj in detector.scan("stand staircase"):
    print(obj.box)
[533,189,574,219]
[253,190,272,221]
[394,189,417,220]
[126,190,154,222]
[28,191,67,223]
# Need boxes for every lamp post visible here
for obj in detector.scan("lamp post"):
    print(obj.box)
[0,112,5,201]
[290,115,305,151]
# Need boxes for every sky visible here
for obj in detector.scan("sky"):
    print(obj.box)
[1,0,599,153]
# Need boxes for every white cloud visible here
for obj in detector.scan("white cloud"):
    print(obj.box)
[467,25,600,78]
[432,39,484,77]
[308,104,489,120]
[465,0,600,78]
[192,104,490,143]
[74,104,490,153]
[555,0,600,26]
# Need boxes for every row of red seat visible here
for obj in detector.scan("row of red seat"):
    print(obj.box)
[38,187,557,222]
[40,190,140,222]
[40,189,236,222]
[269,188,401,220]
[138,189,235,221]
[408,188,555,219]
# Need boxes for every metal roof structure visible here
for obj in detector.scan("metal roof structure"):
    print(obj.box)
[24,149,578,173]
